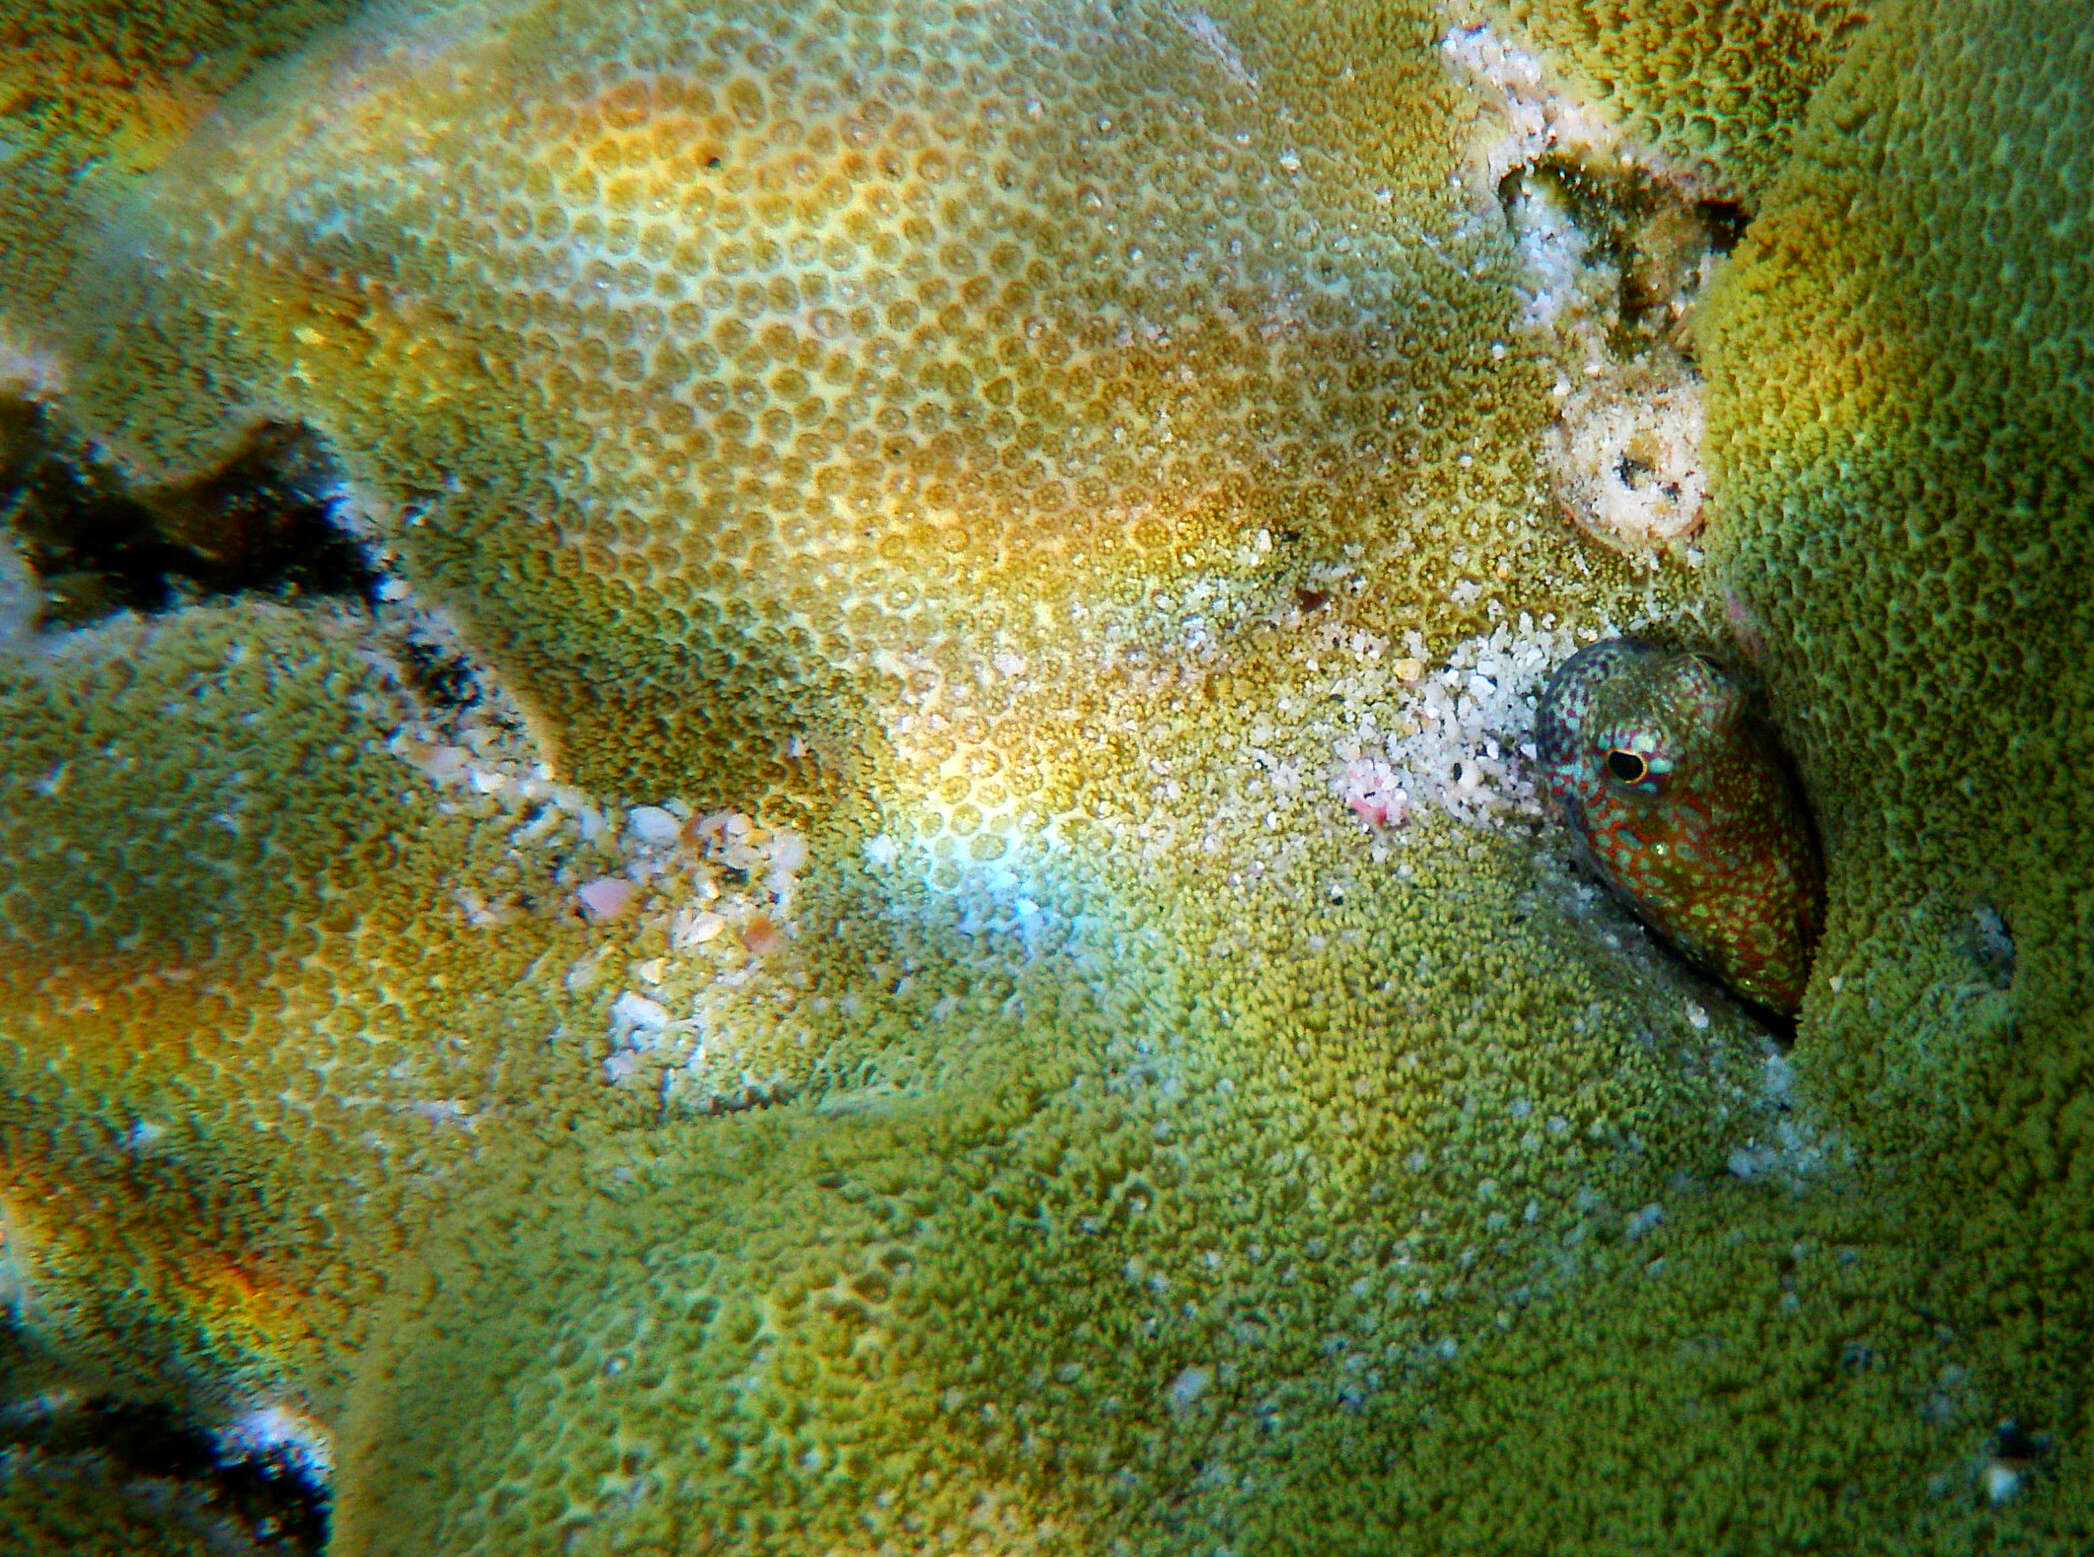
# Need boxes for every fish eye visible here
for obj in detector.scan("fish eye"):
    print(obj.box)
[1605,749,1649,784]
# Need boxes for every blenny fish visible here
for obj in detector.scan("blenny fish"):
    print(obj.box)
[1535,638,1823,1015]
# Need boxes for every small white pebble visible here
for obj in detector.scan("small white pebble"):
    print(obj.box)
[627,805,682,845]
[211,1406,334,1480]
[575,877,639,922]
[611,991,670,1032]
[769,831,809,877]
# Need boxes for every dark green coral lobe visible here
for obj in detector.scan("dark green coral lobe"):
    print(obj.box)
[1536,638,1823,1013]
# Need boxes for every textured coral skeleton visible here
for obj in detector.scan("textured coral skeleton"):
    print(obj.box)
[0,0,2090,1551]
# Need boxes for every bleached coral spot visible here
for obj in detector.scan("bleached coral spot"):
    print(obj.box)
[1167,1364,1213,1414]
[1543,357,1707,557]
[1442,24,1630,194]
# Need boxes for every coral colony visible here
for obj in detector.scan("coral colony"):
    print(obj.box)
[0,0,2086,1550]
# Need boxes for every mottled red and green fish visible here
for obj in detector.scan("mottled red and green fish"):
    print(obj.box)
[1535,638,1824,1015]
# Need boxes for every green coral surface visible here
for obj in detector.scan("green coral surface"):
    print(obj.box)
[0,0,2090,1551]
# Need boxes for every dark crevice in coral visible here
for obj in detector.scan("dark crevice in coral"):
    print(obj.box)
[1695,198,1752,255]
[1992,1418,2051,1474]
[1495,155,1753,353]
[395,632,491,714]
[0,1391,329,1552]
[0,412,381,629]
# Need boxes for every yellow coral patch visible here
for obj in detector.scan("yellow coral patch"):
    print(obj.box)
[0,0,362,355]
[61,0,1584,811]
[1480,0,1874,201]
[0,605,667,1409]
[1691,0,2094,1534]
